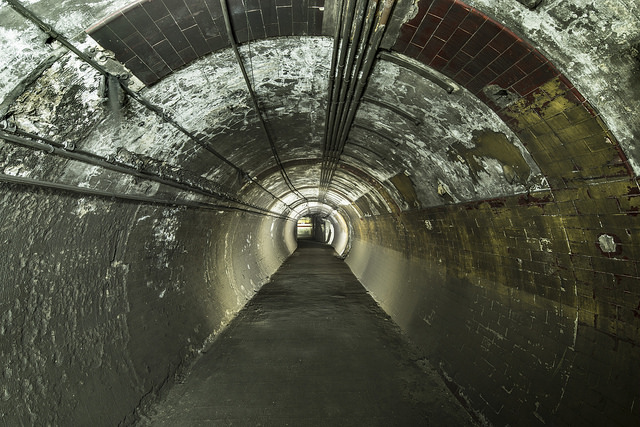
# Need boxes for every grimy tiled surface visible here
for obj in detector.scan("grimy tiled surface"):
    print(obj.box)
[349,179,640,425]
[392,0,632,187]
[142,240,474,426]
[87,0,326,85]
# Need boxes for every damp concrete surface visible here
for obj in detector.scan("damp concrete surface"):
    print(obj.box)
[139,240,474,426]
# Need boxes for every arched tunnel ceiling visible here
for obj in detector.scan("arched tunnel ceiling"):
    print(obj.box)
[0,0,639,218]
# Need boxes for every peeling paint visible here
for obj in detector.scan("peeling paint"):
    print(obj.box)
[464,0,640,174]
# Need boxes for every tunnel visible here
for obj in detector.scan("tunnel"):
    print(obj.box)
[0,0,639,425]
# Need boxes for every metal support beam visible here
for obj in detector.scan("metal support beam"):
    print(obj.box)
[361,96,421,126]
[377,50,457,94]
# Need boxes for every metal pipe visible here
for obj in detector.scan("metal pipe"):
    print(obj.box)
[332,0,380,146]
[0,129,285,217]
[318,0,346,199]
[4,0,107,76]
[120,84,293,212]
[0,172,292,220]
[323,0,358,159]
[377,50,457,94]
[329,0,374,153]
[219,0,306,209]
[322,0,346,154]
[6,0,290,213]
[361,95,421,125]
[319,3,353,199]
[321,0,395,200]
[337,0,396,147]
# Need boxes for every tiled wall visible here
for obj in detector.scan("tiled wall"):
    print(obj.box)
[347,0,640,423]
[350,181,640,424]
[88,0,326,85]
[393,0,632,187]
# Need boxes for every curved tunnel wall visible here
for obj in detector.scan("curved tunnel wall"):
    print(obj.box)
[0,184,295,425]
[0,0,639,425]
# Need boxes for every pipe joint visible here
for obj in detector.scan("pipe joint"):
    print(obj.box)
[0,119,17,133]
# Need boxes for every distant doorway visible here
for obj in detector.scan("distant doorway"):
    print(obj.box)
[296,216,313,239]
[296,215,332,242]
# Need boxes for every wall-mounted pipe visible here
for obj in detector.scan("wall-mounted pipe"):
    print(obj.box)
[330,0,379,150]
[219,0,307,210]
[4,0,291,214]
[0,172,290,220]
[319,0,367,200]
[326,0,366,155]
[377,50,457,94]
[323,0,358,158]
[337,0,397,146]
[0,128,288,218]
[322,0,346,159]
[319,0,397,202]
[361,95,421,126]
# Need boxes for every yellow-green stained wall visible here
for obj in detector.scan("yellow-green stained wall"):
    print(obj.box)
[347,76,640,425]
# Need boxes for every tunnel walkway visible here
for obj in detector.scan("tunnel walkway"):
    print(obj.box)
[141,240,474,426]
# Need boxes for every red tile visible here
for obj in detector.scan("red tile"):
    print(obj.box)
[458,10,485,34]
[404,42,423,59]
[558,74,574,90]
[468,46,500,71]
[461,20,502,56]
[469,68,498,93]
[443,2,470,26]
[488,52,516,76]
[412,13,442,47]
[453,0,472,9]
[421,36,445,59]
[429,55,449,70]
[493,64,528,88]
[512,64,557,96]
[438,27,470,60]
[516,51,545,73]
[485,98,502,113]
[502,40,530,63]
[406,0,430,27]
[488,29,517,53]
[417,46,436,63]
[433,16,459,42]
[465,73,489,94]
[516,52,546,74]
[397,25,416,44]
[571,88,586,104]
[427,0,454,19]
[394,38,409,53]
[563,89,582,105]
[461,58,483,77]
[444,50,473,74]
[454,69,475,86]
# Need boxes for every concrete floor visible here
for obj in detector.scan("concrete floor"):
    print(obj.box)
[141,240,475,426]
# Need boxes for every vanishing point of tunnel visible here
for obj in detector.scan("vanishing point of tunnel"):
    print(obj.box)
[0,0,639,425]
